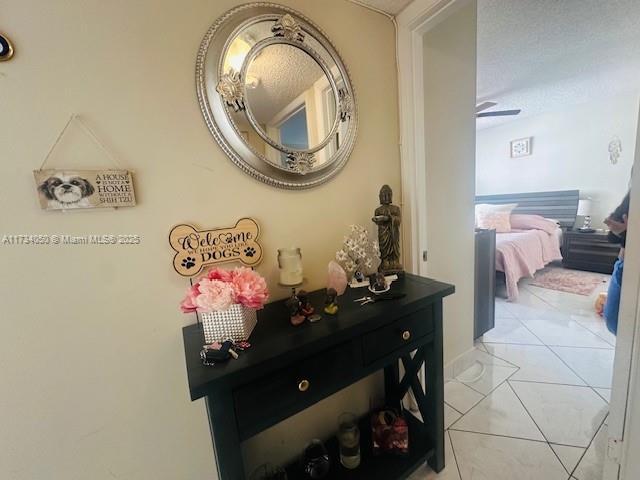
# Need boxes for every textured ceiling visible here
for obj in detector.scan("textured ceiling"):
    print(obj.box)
[477,0,640,129]
[245,44,325,124]
[347,0,414,15]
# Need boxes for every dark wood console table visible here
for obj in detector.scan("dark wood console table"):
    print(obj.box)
[182,273,454,479]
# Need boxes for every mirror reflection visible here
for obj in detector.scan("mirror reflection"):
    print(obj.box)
[243,44,337,165]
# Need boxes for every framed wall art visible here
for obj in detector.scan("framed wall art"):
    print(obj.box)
[0,32,14,61]
[34,169,136,210]
[510,137,532,158]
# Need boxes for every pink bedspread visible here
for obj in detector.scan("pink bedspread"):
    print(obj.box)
[496,228,562,301]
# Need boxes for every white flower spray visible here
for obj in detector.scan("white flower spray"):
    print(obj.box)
[335,224,381,280]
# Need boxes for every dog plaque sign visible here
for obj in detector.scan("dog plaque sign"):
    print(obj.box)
[34,169,136,211]
[169,218,263,277]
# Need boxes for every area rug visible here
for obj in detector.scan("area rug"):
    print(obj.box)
[530,268,609,296]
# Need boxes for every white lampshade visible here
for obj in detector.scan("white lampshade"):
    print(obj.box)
[577,199,592,216]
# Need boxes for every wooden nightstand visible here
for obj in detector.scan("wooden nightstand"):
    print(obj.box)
[562,230,620,274]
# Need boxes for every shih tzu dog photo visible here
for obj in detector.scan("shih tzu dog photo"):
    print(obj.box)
[38,174,95,209]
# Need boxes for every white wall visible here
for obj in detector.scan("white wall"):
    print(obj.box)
[0,1,399,478]
[423,0,477,365]
[476,93,639,226]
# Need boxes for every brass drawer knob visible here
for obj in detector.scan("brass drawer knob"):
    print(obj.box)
[402,330,411,341]
[298,379,310,392]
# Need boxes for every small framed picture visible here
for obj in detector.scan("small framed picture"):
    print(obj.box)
[0,33,14,62]
[510,137,532,158]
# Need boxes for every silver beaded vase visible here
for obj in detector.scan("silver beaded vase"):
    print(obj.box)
[199,304,257,344]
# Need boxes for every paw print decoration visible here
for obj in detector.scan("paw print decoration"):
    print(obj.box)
[169,218,263,277]
[181,257,196,269]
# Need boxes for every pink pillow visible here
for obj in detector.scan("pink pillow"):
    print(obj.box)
[510,214,558,234]
[477,211,512,232]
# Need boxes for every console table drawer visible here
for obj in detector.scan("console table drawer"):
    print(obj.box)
[234,341,360,438]
[362,307,433,364]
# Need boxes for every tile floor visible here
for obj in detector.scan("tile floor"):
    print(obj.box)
[410,268,614,480]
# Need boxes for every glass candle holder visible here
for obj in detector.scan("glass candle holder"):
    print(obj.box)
[337,412,361,469]
[301,439,330,478]
[278,247,303,286]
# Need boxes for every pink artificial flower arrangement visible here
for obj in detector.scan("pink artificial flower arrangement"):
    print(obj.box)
[180,267,269,314]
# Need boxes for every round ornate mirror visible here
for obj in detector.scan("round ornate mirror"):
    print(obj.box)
[197,3,357,189]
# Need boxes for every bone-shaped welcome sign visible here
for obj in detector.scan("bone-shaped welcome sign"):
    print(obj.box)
[169,218,263,277]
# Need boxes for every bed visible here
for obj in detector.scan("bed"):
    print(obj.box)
[475,190,579,301]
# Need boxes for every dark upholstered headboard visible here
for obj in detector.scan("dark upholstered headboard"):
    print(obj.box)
[475,190,579,229]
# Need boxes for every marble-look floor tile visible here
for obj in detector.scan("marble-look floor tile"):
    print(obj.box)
[445,403,462,430]
[594,388,611,403]
[485,343,586,386]
[449,430,567,480]
[571,314,616,347]
[523,318,613,349]
[465,348,517,368]
[573,422,608,480]
[550,346,614,389]
[550,443,585,474]
[451,383,544,441]
[408,430,460,480]
[495,299,516,319]
[445,381,483,414]
[457,362,518,395]
[526,283,604,308]
[530,282,609,318]
[480,317,544,345]
[510,381,608,447]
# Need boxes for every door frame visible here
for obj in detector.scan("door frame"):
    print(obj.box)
[397,0,472,275]
[604,103,640,480]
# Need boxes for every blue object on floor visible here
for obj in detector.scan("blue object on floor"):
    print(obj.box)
[604,258,624,335]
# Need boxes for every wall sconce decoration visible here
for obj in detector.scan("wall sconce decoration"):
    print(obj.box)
[510,137,532,158]
[609,136,622,165]
[0,32,14,61]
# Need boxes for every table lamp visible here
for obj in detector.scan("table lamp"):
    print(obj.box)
[577,199,595,233]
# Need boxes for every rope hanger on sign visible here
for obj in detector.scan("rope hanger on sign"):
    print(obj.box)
[38,114,127,171]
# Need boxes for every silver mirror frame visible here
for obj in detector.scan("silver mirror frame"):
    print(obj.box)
[196,3,358,189]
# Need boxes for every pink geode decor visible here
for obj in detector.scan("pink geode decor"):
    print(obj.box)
[180,266,269,314]
[327,260,348,296]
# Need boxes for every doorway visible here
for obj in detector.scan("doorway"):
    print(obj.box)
[398,0,640,478]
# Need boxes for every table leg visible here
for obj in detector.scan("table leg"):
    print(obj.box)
[384,360,401,411]
[205,391,245,480]
[426,303,445,473]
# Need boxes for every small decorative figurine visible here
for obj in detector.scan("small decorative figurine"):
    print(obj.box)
[354,270,365,283]
[372,185,403,275]
[298,290,315,317]
[286,289,305,326]
[324,288,339,315]
[370,273,388,293]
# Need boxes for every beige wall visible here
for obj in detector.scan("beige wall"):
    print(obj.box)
[422,1,477,365]
[0,1,399,478]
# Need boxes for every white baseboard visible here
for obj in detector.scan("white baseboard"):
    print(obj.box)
[444,346,478,381]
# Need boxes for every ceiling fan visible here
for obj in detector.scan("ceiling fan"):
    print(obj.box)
[476,101,521,118]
